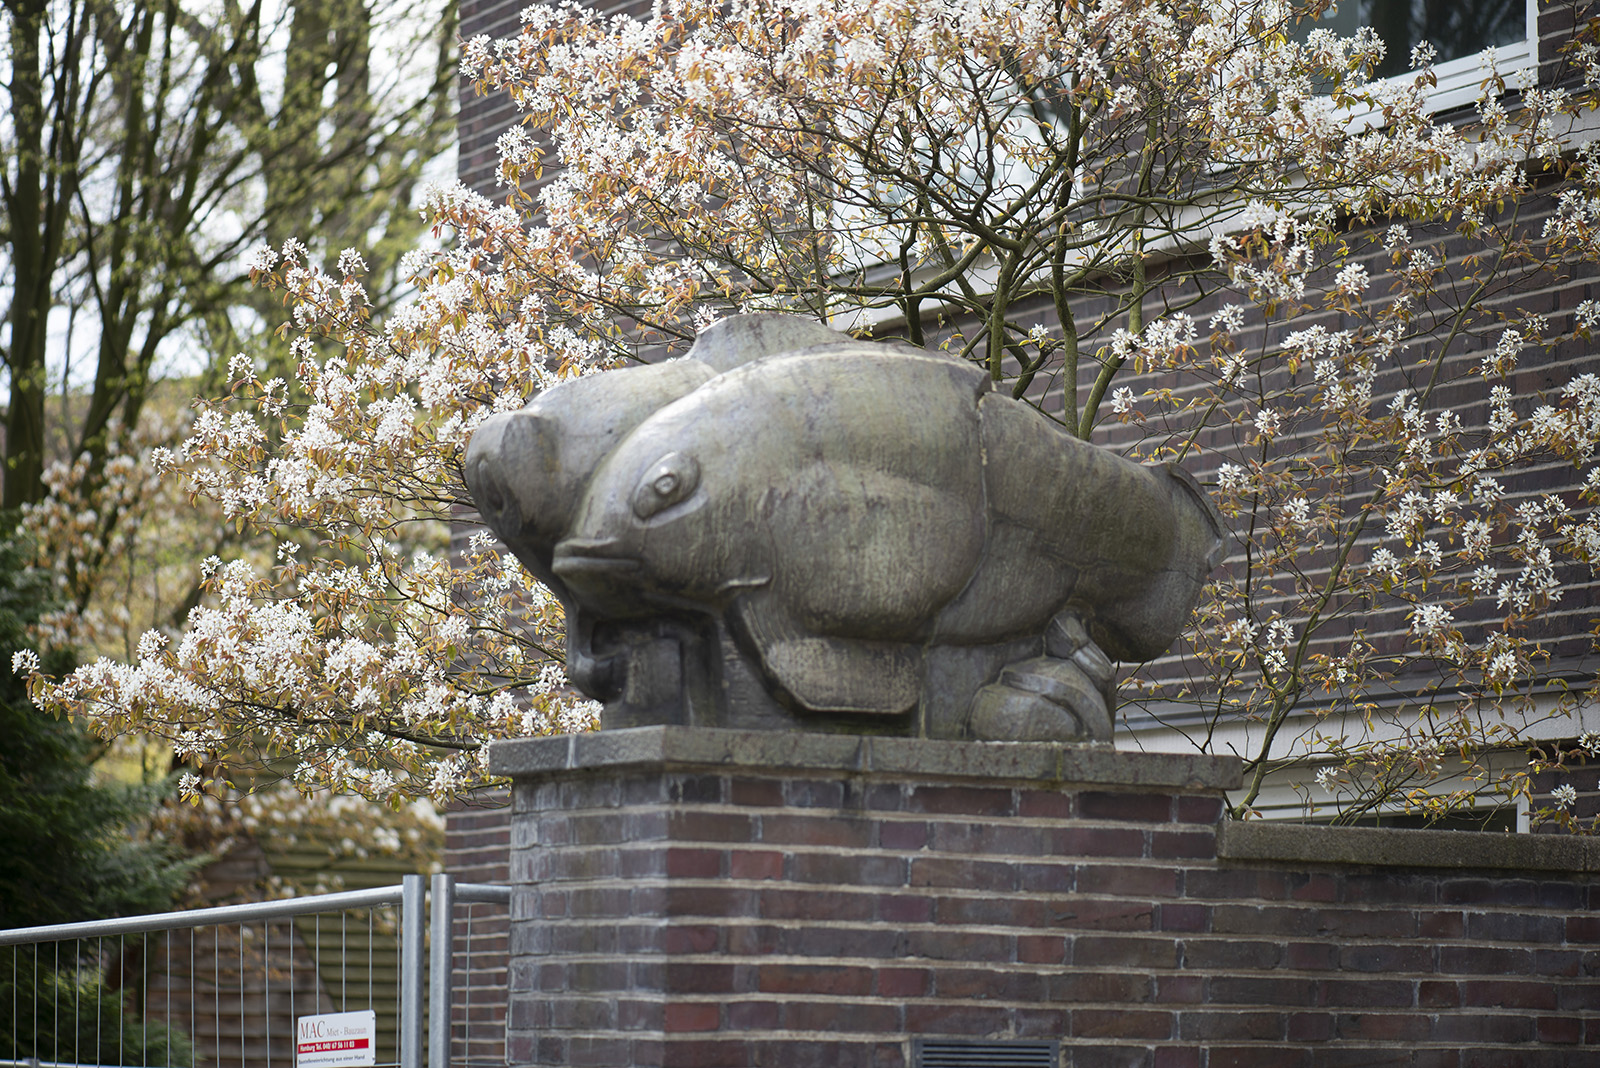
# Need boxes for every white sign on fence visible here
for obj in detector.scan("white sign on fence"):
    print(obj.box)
[296,1010,378,1068]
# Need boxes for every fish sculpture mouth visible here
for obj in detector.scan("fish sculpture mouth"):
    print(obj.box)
[551,539,642,584]
[553,543,646,601]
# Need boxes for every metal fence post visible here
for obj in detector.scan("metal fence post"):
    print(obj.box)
[429,873,455,1068]
[400,874,426,1068]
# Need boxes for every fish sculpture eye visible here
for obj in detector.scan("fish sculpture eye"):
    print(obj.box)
[632,451,700,519]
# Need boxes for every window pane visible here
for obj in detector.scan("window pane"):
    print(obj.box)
[1297,0,1526,80]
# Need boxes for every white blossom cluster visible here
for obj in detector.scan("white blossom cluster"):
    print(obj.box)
[21,408,189,650]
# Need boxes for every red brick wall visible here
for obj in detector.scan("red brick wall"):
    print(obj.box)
[458,0,653,198]
[492,731,1600,1068]
[457,0,525,196]
[445,793,513,1068]
[448,791,513,884]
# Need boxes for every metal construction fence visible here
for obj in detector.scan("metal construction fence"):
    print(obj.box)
[0,874,509,1068]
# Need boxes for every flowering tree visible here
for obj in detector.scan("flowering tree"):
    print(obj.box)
[3,0,456,657]
[25,0,1600,822]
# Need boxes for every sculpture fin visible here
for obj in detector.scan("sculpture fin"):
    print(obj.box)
[685,314,855,373]
[731,594,921,714]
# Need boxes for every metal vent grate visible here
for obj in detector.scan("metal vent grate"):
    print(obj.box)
[914,1039,1059,1067]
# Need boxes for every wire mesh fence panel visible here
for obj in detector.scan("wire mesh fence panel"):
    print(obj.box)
[0,885,423,1068]
[3,935,194,1067]
[2,913,402,1068]
[288,908,407,1068]
[0,880,507,1068]
[445,899,509,1068]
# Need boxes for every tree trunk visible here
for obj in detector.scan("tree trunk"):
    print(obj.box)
[4,2,51,514]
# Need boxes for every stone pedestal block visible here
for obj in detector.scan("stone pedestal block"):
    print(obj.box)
[489,728,1239,1067]
[491,729,1600,1066]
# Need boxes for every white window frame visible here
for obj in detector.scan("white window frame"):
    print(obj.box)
[1344,0,1539,116]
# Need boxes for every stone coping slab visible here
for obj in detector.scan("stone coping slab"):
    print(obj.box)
[1219,818,1600,872]
[488,726,1242,790]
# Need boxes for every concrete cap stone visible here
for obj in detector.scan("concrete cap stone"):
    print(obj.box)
[487,726,1242,789]
[1220,818,1600,872]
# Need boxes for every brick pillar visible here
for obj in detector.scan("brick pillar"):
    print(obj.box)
[489,727,1238,1068]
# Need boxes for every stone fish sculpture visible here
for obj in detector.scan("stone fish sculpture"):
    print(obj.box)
[464,314,1224,743]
